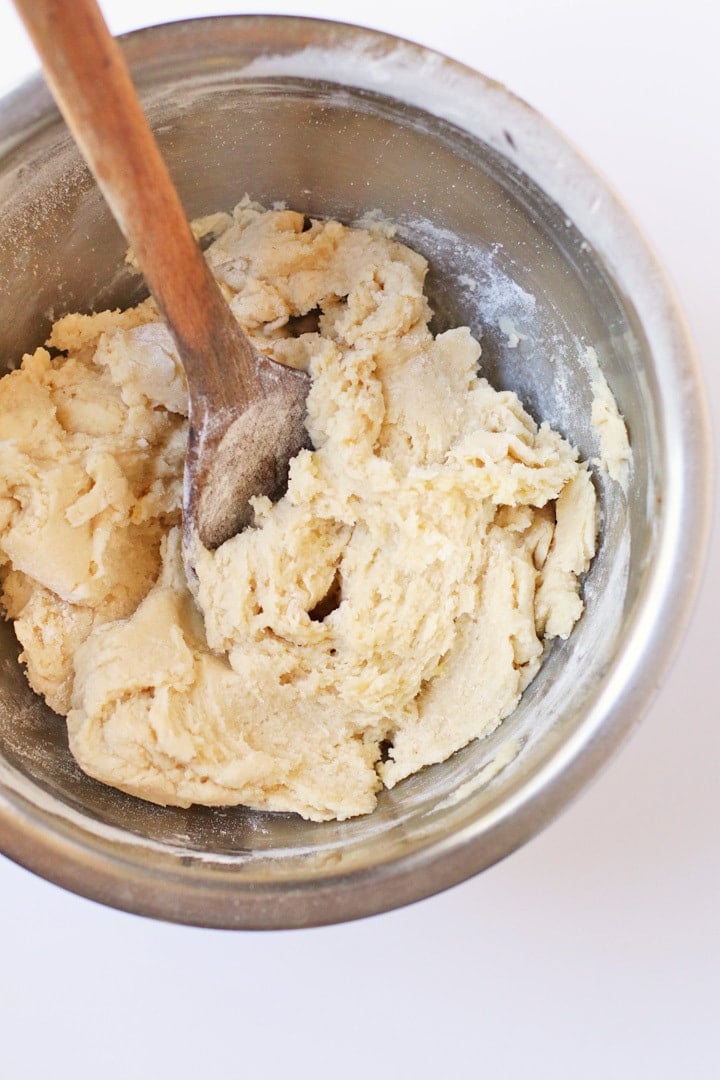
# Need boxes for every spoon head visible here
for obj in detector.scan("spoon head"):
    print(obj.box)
[184,357,310,551]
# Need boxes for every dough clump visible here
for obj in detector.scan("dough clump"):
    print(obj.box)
[0,202,596,820]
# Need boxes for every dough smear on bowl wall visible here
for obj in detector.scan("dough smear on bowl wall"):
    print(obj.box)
[0,200,600,821]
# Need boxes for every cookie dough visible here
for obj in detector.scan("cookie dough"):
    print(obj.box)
[0,201,597,821]
[586,345,632,488]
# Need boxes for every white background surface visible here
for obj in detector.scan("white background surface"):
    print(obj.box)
[0,1,718,1077]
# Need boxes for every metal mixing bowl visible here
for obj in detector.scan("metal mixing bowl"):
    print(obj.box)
[0,16,711,928]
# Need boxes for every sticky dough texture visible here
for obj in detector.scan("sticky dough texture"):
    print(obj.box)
[0,202,596,821]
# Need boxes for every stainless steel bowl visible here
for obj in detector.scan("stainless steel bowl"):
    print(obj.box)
[0,16,711,928]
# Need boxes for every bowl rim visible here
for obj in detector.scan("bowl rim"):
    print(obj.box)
[0,13,712,929]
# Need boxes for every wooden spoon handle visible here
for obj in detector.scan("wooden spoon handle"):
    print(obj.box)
[13,0,261,410]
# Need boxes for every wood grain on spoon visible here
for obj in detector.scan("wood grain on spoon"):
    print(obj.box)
[14,0,311,550]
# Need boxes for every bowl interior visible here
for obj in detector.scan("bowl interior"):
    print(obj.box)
[0,20,663,923]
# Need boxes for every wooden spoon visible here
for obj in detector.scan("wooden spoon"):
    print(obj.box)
[14,0,311,551]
